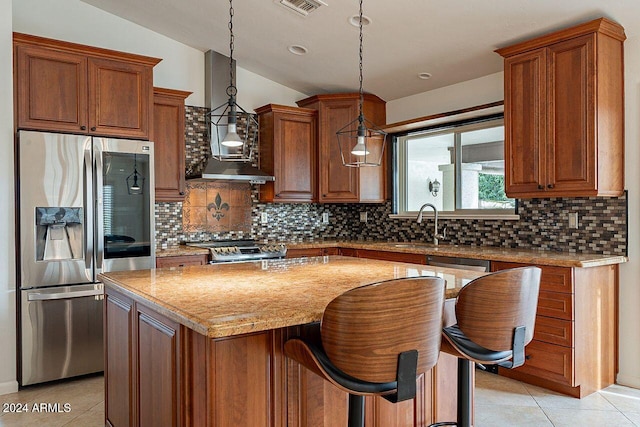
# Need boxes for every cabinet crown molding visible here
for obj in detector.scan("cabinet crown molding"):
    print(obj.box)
[495,17,626,58]
[13,32,162,66]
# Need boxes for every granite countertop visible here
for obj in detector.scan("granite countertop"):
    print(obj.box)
[155,240,627,268]
[100,256,485,339]
[285,241,627,268]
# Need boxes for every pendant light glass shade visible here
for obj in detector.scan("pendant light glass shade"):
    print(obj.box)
[336,0,387,167]
[206,0,256,162]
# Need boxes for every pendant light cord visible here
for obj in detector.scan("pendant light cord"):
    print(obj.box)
[227,0,237,97]
[358,0,364,123]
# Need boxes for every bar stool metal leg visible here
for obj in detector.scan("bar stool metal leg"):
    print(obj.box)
[457,359,474,427]
[348,394,365,427]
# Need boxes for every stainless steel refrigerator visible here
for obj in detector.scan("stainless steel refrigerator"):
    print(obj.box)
[17,130,155,386]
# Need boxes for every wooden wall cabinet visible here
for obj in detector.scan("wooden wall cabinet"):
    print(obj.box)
[492,261,617,397]
[496,18,625,198]
[14,32,160,139]
[256,104,317,203]
[297,93,387,203]
[152,87,192,202]
[156,254,208,268]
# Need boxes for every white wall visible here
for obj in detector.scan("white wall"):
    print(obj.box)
[388,49,640,390]
[386,72,504,124]
[0,0,17,395]
[618,34,640,389]
[12,0,204,106]
[236,66,307,111]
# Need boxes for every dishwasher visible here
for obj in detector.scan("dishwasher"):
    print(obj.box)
[426,255,490,272]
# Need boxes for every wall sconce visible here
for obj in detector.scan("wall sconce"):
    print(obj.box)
[429,179,440,197]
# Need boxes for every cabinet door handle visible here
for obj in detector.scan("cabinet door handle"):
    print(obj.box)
[322,194,327,197]
[537,185,544,190]
[91,127,97,131]
[80,125,87,130]
[275,193,281,198]
[179,191,185,196]
[547,184,554,189]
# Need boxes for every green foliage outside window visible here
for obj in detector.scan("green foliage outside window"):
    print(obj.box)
[478,173,509,202]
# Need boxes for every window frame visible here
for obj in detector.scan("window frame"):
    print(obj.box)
[391,112,519,220]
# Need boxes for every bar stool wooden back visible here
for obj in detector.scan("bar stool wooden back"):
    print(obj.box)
[285,276,446,427]
[432,266,542,427]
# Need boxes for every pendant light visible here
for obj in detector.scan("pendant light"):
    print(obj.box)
[336,0,387,167]
[207,0,257,162]
[126,154,145,195]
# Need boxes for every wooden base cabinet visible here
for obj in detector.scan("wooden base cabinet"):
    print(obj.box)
[14,32,160,139]
[496,18,625,198]
[104,287,462,426]
[156,254,208,268]
[152,87,192,202]
[492,261,617,397]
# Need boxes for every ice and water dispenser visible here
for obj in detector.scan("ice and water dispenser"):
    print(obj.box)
[35,207,83,261]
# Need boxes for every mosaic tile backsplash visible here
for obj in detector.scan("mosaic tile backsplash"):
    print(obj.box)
[155,106,627,255]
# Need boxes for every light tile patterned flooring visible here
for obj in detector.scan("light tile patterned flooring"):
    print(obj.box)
[475,371,640,427]
[0,371,639,426]
[0,375,103,426]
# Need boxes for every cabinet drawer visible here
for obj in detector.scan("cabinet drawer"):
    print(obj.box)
[355,250,427,265]
[492,262,573,293]
[537,291,573,320]
[515,340,574,386]
[156,254,208,268]
[534,315,573,347]
[285,248,337,258]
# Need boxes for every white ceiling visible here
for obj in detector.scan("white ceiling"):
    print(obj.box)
[80,0,640,101]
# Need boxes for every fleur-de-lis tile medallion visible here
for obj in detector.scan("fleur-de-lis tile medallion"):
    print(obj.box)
[207,193,230,221]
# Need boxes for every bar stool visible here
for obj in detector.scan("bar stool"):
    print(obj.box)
[284,276,446,427]
[432,266,542,427]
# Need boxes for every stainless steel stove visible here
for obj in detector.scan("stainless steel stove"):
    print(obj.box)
[185,239,287,263]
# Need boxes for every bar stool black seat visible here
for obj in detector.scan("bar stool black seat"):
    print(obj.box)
[284,276,447,427]
[432,266,542,427]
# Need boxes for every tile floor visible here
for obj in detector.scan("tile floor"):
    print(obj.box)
[475,371,640,427]
[0,375,103,427]
[0,371,638,426]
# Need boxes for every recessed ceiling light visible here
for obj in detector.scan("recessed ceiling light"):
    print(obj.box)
[418,72,432,80]
[349,14,371,27]
[288,44,308,55]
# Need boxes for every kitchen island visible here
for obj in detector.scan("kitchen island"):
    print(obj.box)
[100,256,486,427]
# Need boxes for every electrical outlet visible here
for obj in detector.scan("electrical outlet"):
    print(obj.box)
[360,212,368,222]
[261,212,268,224]
[568,212,579,229]
[322,212,329,223]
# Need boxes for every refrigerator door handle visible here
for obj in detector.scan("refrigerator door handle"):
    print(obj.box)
[27,288,104,301]
[94,139,104,273]
[84,141,94,276]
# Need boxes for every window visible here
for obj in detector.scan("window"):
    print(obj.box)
[395,117,515,217]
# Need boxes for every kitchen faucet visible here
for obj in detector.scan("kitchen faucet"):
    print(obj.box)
[416,203,446,245]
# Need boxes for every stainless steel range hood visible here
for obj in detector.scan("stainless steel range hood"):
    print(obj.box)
[189,50,274,184]
[200,159,274,184]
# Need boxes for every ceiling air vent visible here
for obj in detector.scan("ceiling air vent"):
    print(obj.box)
[277,0,327,17]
